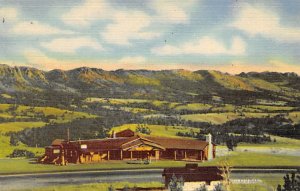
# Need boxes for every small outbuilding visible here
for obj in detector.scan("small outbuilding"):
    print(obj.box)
[162,164,223,188]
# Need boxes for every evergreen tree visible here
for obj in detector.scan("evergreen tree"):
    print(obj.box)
[10,134,19,146]
[107,185,115,191]
[277,172,300,191]
[169,174,184,191]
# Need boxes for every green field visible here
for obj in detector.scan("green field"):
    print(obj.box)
[174,103,212,111]
[102,105,155,114]
[0,134,44,158]
[181,112,279,124]
[1,151,299,175]
[110,124,199,138]
[249,105,295,111]
[288,112,300,123]
[230,184,271,191]
[19,182,163,191]
[0,121,46,133]
[203,152,300,167]
[0,104,97,123]
[13,174,285,191]
[0,104,97,158]
[85,98,149,104]
[229,173,285,191]
[238,135,300,149]
[85,98,299,117]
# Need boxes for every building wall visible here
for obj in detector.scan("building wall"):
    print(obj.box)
[40,140,215,165]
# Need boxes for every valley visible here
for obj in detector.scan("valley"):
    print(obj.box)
[0,65,299,175]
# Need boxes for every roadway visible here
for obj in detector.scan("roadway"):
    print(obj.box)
[0,168,298,191]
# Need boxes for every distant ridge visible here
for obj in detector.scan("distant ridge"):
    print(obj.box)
[0,64,299,104]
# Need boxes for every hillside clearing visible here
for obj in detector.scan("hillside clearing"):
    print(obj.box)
[0,122,46,133]
[110,124,199,138]
[181,112,279,124]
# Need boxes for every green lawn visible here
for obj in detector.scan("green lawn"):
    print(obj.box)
[202,152,300,167]
[230,173,284,191]
[0,152,299,174]
[0,159,190,174]
[19,182,164,191]
[230,184,270,191]
[110,124,199,138]
[14,174,286,191]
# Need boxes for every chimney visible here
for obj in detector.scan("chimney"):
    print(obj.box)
[206,133,213,160]
[112,130,116,138]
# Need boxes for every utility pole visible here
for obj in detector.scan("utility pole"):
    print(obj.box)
[67,127,70,142]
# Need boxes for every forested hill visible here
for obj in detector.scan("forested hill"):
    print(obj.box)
[0,64,299,106]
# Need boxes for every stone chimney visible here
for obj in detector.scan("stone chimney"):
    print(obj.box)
[206,133,213,160]
[112,130,116,138]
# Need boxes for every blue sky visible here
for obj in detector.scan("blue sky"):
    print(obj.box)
[0,0,299,74]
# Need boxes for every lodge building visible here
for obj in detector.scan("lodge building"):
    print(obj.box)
[39,129,216,165]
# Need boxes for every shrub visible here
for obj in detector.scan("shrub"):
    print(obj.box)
[122,185,130,191]
[277,172,300,191]
[213,183,224,191]
[169,174,184,191]
[9,149,35,158]
[195,184,207,191]
[107,185,115,191]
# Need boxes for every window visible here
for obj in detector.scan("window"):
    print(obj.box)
[53,149,60,154]
[81,144,87,149]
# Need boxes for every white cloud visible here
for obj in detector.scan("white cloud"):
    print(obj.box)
[101,11,160,45]
[0,7,73,36]
[150,0,197,24]
[11,21,74,36]
[231,4,300,42]
[151,36,246,56]
[17,48,300,74]
[41,37,103,53]
[230,36,247,55]
[22,49,90,70]
[119,56,146,64]
[62,0,160,45]
[62,0,110,27]
[209,60,300,75]
[22,49,147,71]
[0,7,18,22]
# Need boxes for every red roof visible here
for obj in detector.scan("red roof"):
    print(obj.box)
[145,136,208,150]
[51,139,65,146]
[62,135,208,151]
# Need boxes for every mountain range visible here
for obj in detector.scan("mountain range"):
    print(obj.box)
[0,64,299,105]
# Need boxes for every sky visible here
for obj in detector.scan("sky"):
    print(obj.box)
[0,0,300,74]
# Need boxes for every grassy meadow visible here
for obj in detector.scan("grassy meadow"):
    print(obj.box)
[0,98,299,174]
[13,175,285,191]
[1,151,299,174]
[18,182,164,191]
[0,104,97,158]
[110,124,199,138]
[181,112,279,124]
